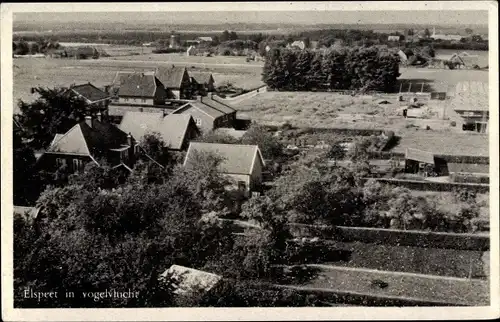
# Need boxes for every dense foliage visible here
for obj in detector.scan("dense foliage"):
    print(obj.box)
[262,47,401,92]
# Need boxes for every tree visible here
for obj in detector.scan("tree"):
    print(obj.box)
[465,28,474,35]
[407,29,415,36]
[229,31,238,41]
[16,87,98,150]
[424,28,431,39]
[326,141,346,160]
[140,132,173,167]
[346,137,372,162]
[220,30,230,43]
[13,125,38,205]
[240,123,284,161]
[196,130,240,144]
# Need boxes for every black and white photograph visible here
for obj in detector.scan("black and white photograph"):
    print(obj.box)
[1,1,498,321]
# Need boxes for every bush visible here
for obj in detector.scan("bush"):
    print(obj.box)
[450,121,457,127]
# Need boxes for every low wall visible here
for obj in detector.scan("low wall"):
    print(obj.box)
[288,223,490,251]
[263,125,384,137]
[368,151,490,164]
[364,177,490,193]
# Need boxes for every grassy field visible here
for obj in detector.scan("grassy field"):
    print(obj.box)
[291,264,489,306]
[12,55,263,109]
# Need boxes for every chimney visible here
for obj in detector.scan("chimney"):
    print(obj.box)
[85,115,92,128]
[97,112,102,122]
[127,133,133,147]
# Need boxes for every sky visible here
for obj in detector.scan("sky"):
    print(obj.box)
[14,10,488,27]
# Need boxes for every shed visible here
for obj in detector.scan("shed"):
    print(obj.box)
[404,148,436,175]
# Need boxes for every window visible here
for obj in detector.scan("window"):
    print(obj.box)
[141,99,147,103]
[124,98,129,102]
[72,159,84,173]
[55,158,66,168]
[195,118,202,126]
[238,181,247,191]
[134,144,140,154]
[121,150,129,161]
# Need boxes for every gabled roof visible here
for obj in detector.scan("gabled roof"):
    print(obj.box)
[172,101,225,119]
[184,142,265,175]
[190,71,214,85]
[159,265,222,295]
[48,119,131,159]
[118,72,161,98]
[68,83,110,102]
[156,66,188,89]
[119,112,198,150]
[405,148,435,165]
[200,96,236,114]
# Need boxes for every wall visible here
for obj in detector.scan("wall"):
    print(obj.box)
[250,155,263,191]
[287,223,490,251]
[118,97,154,105]
[226,174,251,198]
[38,153,92,173]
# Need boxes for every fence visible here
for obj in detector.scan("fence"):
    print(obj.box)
[367,151,490,164]
[287,223,490,251]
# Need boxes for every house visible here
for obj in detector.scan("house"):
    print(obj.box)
[117,72,167,106]
[183,142,265,196]
[404,148,436,176]
[64,82,112,112]
[14,206,41,225]
[288,40,306,50]
[171,95,237,133]
[452,81,489,133]
[155,66,192,99]
[37,114,140,174]
[186,45,197,56]
[159,265,222,296]
[431,27,463,41]
[118,111,199,151]
[190,72,215,95]
[388,35,401,42]
[196,37,213,43]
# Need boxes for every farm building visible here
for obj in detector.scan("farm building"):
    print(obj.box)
[404,148,436,176]
[388,35,401,42]
[155,66,192,99]
[431,27,463,41]
[190,71,216,95]
[452,81,489,133]
[171,95,237,133]
[186,45,197,56]
[116,72,167,106]
[119,111,199,151]
[288,40,306,50]
[183,142,265,196]
[196,36,213,43]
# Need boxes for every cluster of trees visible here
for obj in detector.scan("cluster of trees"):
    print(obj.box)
[262,46,401,92]
[13,39,61,55]
[217,40,258,56]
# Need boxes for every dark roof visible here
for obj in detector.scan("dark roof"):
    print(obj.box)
[190,72,214,85]
[119,72,161,98]
[48,118,131,160]
[119,112,197,150]
[405,148,435,164]
[156,66,187,89]
[172,101,225,119]
[69,83,110,102]
[184,142,265,175]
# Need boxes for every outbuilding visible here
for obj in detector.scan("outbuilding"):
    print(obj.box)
[404,148,436,176]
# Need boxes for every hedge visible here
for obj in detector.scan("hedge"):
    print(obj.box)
[364,177,490,193]
[287,223,490,251]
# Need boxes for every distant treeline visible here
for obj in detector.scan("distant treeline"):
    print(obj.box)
[262,46,401,92]
[13,27,488,51]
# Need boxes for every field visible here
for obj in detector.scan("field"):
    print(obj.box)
[12,55,264,110]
